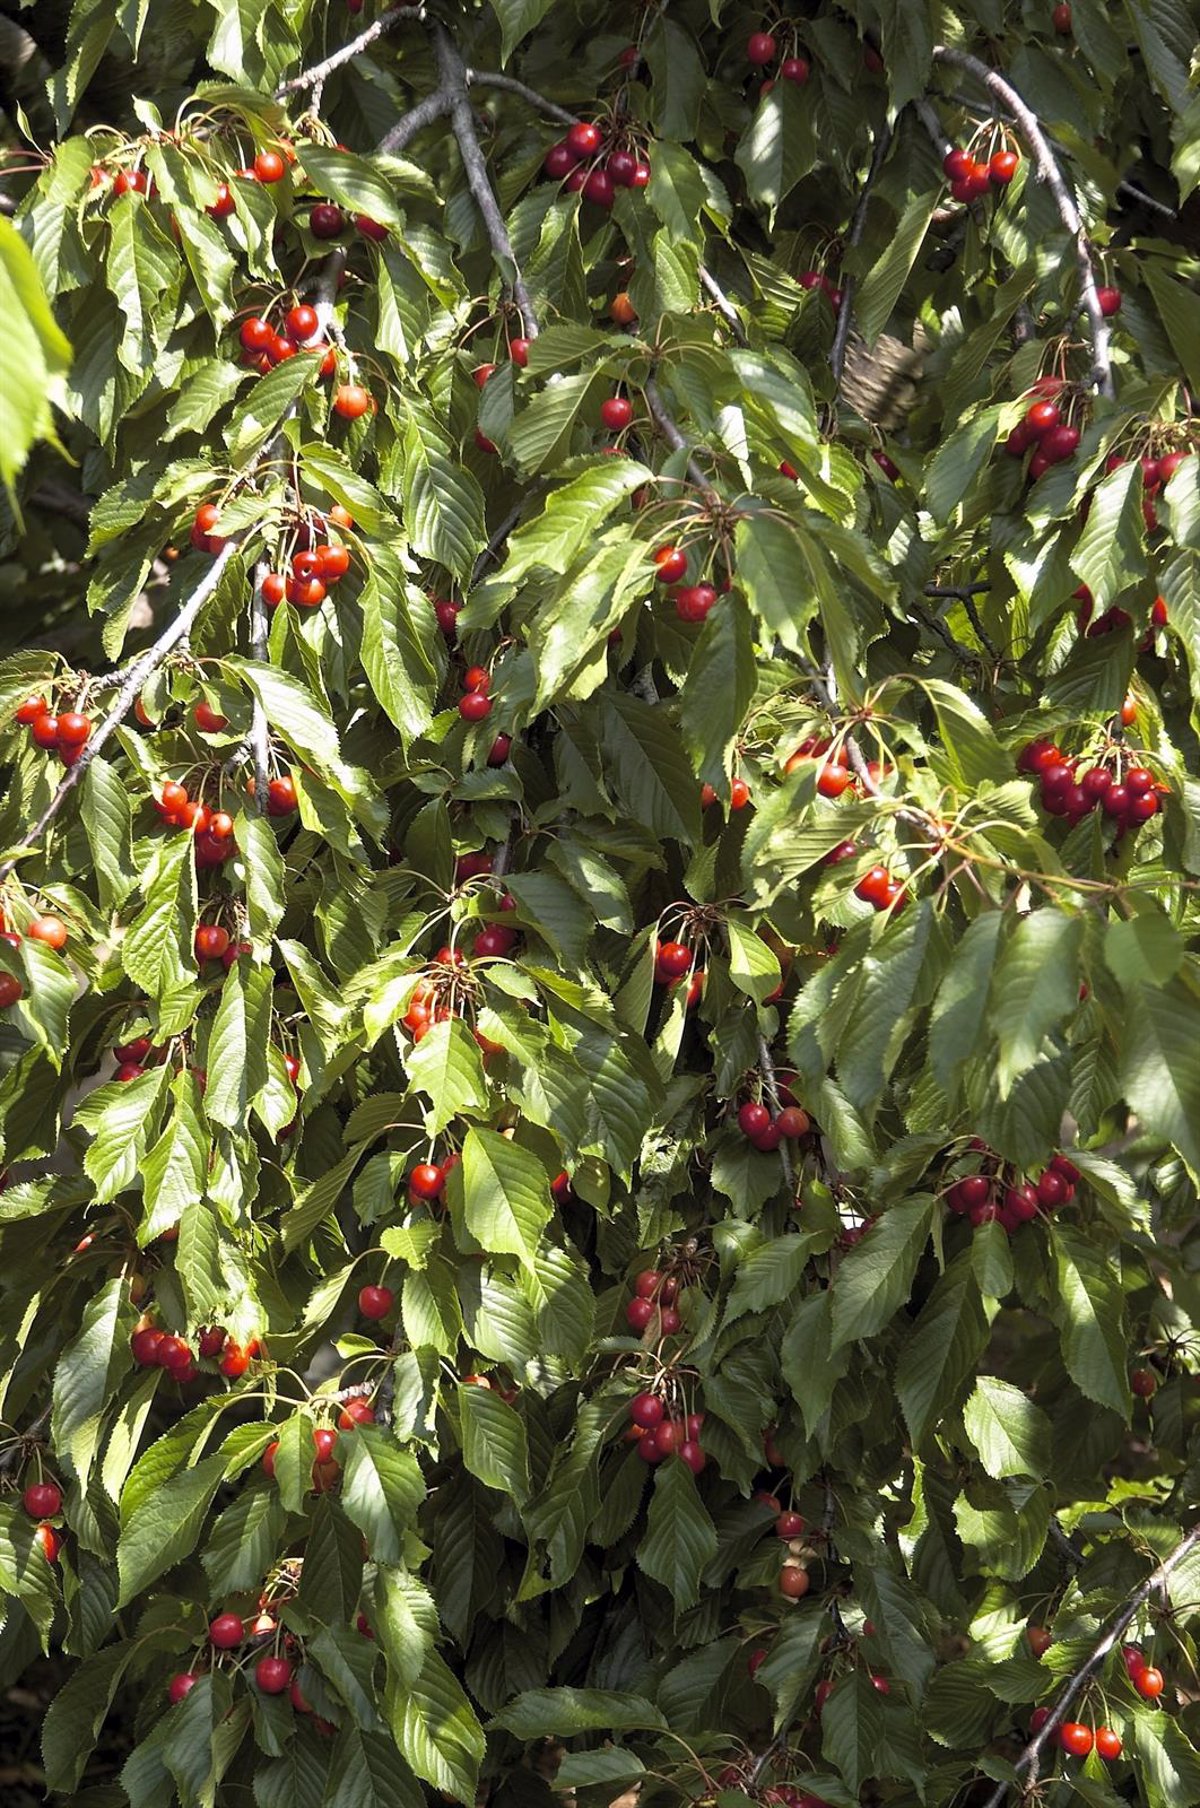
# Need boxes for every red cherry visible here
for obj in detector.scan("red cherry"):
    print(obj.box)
[193,701,229,734]
[583,167,615,208]
[1042,423,1081,463]
[57,711,92,747]
[312,1427,339,1464]
[653,545,688,584]
[131,1326,165,1365]
[990,150,1020,184]
[775,1510,805,1538]
[566,121,602,157]
[606,150,638,187]
[630,1392,664,1429]
[462,665,491,694]
[261,572,286,607]
[674,582,717,623]
[747,31,778,64]
[23,1481,62,1518]
[509,337,531,367]
[26,915,68,951]
[286,575,327,608]
[600,396,634,431]
[195,924,231,963]
[253,149,286,184]
[943,148,972,179]
[778,1565,810,1598]
[1059,1723,1093,1758]
[359,1284,394,1320]
[34,1524,60,1561]
[285,303,319,343]
[1027,1623,1052,1656]
[658,1305,682,1334]
[1096,286,1122,317]
[1025,401,1060,437]
[168,1673,200,1704]
[267,775,298,815]
[1136,1665,1164,1699]
[625,1296,655,1332]
[738,1101,771,1139]
[434,598,461,634]
[156,1335,192,1373]
[255,1655,293,1693]
[1053,2,1072,30]
[1131,1367,1157,1397]
[339,1398,376,1429]
[113,168,148,196]
[262,1441,279,1479]
[207,183,235,218]
[854,866,892,907]
[781,55,809,83]
[636,1431,662,1462]
[209,1613,244,1649]
[1095,1727,1122,1761]
[409,1162,445,1199]
[15,695,47,725]
[333,383,370,419]
[459,690,492,722]
[30,712,61,749]
[310,202,345,239]
[679,1440,706,1473]
[219,1342,250,1378]
[655,941,692,978]
[543,143,576,180]
[633,1270,662,1299]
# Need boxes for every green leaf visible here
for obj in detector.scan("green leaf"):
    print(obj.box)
[327,1729,426,1808]
[1070,460,1147,608]
[80,758,136,910]
[117,1454,225,1604]
[725,1234,816,1324]
[405,1017,490,1135]
[502,462,651,582]
[491,1688,667,1736]
[820,1670,884,1798]
[0,216,71,495]
[457,1380,530,1504]
[1120,979,1200,1179]
[855,189,939,347]
[1143,258,1200,396]
[122,833,195,1004]
[1132,1708,1200,1808]
[399,406,487,580]
[637,1456,718,1612]
[596,691,701,846]
[734,82,817,218]
[895,1254,988,1446]
[41,1643,137,1793]
[460,1129,553,1271]
[140,1070,207,1243]
[488,0,557,61]
[678,595,759,792]
[989,911,1082,1096]
[781,1292,851,1439]
[359,571,437,745]
[301,145,403,229]
[924,407,1003,523]
[725,918,782,1004]
[340,1429,425,1563]
[51,1276,137,1485]
[962,1375,1052,1479]
[390,1648,484,1806]
[830,1196,936,1349]
[1050,1227,1131,1417]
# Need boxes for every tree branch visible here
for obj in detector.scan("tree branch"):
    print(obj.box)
[644,378,714,497]
[0,543,240,882]
[274,4,425,97]
[932,46,1114,398]
[757,1034,795,1194]
[831,121,893,391]
[699,264,748,344]
[464,68,575,126]
[979,1517,1200,1808]
[377,87,452,155]
[433,24,539,337]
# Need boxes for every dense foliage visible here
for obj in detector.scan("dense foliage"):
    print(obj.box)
[2,0,1200,1803]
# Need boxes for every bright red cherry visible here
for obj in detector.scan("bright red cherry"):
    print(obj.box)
[630,1392,664,1429]
[583,168,615,208]
[168,1673,200,1704]
[747,31,777,64]
[600,396,634,431]
[57,711,92,747]
[566,121,602,157]
[1096,285,1122,316]
[267,774,298,815]
[333,383,370,419]
[653,544,688,584]
[339,1398,376,1429]
[409,1162,445,1199]
[1135,1665,1164,1699]
[255,1655,293,1693]
[625,1296,655,1332]
[656,941,692,978]
[738,1101,771,1139]
[209,1613,244,1649]
[989,150,1020,184]
[781,55,809,83]
[23,1481,62,1518]
[1095,1727,1122,1761]
[1059,1723,1093,1757]
[778,1565,810,1598]
[310,202,345,238]
[776,1510,804,1538]
[459,691,492,722]
[359,1284,394,1320]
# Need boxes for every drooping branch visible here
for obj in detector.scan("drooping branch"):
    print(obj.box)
[274,4,425,97]
[433,24,540,337]
[830,121,894,391]
[932,45,1114,398]
[464,68,575,126]
[0,542,240,882]
[978,1517,1200,1808]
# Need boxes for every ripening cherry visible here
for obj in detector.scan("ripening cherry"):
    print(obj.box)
[168,1673,200,1704]
[1059,1723,1093,1758]
[738,1101,771,1139]
[1053,1,1072,29]
[57,711,92,747]
[653,545,688,584]
[197,1326,227,1359]
[195,924,231,963]
[1135,1665,1164,1699]
[600,395,634,431]
[990,150,1020,184]
[747,31,777,64]
[509,336,531,367]
[209,1613,244,1649]
[1130,1367,1157,1398]
[655,941,692,979]
[543,143,576,180]
[566,121,602,158]
[339,1398,376,1429]
[23,1481,62,1519]
[267,774,298,815]
[583,167,615,207]
[333,383,371,419]
[193,701,229,734]
[15,695,47,725]
[776,1511,805,1538]
[1027,1623,1052,1657]
[30,713,61,749]
[310,202,345,238]
[1096,285,1122,317]
[27,915,68,951]
[409,1162,445,1200]
[253,149,286,183]
[459,690,492,722]
[679,1439,705,1473]
[629,1392,664,1429]
[254,1654,293,1693]
[359,1284,394,1320]
[779,1564,810,1599]
[218,1342,250,1378]
[625,1296,655,1332]
[113,168,148,196]
[781,55,809,83]
[34,1524,60,1561]
[730,777,751,809]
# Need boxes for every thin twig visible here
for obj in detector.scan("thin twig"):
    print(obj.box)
[912,602,972,659]
[464,68,576,126]
[959,591,999,661]
[831,121,894,391]
[644,378,713,497]
[979,1518,1200,1808]
[0,1404,51,1476]
[699,264,747,343]
[914,95,951,157]
[274,4,425,96]
[1116,178,1176,220]
[933,45,1114,398]
[0,543,241,882]
[248,561,272,815]
[377,87,453,155]
[757,1035,795,1194]
[471,502,528,587]
[433,24,539,337]
[923,583,990,598]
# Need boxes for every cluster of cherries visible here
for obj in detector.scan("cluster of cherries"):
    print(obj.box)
[625,1266,683,1337]
[1003,379,1081,477]
[237,300,336,379]
[262,1411,373,1497]
[398,942,512,1053]
[0,909,69,1010]
[14,692,93,767]
[853,865,907,913]
[942,142,1021,202]
[152,778,240,869]
[542,119,651,209]
[944,1149,1080,1235]
[737,1099,811,1152]
[649,543,726,623]
[130,1319,258,1384]
[746,29,811,84]
[652,939,704,1009]
[783,735,878,799]
[1016,737,1166,834]
[458,664,497,728]
[625,1390,706,1471]
[17,1473,63,1563]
